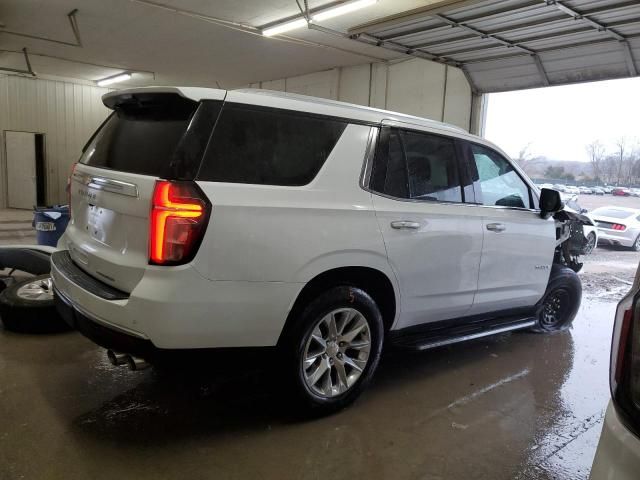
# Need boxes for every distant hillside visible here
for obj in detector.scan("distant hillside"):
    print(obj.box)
[520,158,593,180]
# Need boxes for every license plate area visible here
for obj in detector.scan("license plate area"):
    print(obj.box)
[86,205,119,246]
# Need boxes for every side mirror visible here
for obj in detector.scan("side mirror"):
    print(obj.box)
[540,188,562,219]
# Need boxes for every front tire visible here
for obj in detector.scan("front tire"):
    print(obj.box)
[583,232,596,255]
[530,265,582,333]
[285,286,384,415]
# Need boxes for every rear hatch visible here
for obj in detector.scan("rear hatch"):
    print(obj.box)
[64,89,224,293]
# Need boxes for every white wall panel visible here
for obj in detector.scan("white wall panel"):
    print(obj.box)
[338,64,370,106]
[261,79,285,91]
[251,58,472,131]
[443,66,472,131]
[0,75,111,208]
[369,62,388,110]
[386,59,446,121]
[284,69,339,99]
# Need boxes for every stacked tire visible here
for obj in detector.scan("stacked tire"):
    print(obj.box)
[0,275,70,334]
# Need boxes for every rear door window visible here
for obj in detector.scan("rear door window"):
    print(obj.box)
[80,93,201,176]
[370,127,462,202]
[197,105,347,186]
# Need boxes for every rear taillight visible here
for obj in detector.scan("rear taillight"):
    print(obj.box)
[610,271,640,435]
[612,224,627,231]
[149,180,210,265]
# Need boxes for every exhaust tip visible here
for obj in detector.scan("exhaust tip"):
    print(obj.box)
[126,355,150,371]
[107,350,128,366]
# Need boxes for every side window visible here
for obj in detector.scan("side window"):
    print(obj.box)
[370,127,462,202]
[197,105,347,186]
[470,144,531,209]
[403,131,461,202]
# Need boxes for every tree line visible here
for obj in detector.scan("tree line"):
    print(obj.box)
[586,137,640,186]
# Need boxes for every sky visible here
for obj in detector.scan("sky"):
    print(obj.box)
[484,77,640,163]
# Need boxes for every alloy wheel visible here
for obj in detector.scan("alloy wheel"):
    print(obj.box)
[302,308,371,398]
[16,277,54,302]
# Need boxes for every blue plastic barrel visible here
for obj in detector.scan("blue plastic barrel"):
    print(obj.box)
[33,205,70,247]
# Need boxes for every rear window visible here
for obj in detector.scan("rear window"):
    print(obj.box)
[80,93,199,176]
[197,104,347,186]
[593,208,634,219]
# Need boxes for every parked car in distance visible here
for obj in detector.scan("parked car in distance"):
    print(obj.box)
[578,186,593,194]
[590,263,640,480]
[565,186,580,195]
[591,207,640,251]
[630,188,640,197]
[613,187,632,196]
[539,183,554,190]
[592,187,605,196]
[602,186,613,194]
[553,184,567,192]
[51,87,583,413]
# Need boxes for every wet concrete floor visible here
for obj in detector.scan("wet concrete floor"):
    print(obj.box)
[0,291,620,480]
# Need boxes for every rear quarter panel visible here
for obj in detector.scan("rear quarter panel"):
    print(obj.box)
[192,123,398,299]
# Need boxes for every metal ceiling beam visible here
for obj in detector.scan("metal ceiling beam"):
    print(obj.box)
[436,18,640,56]
[350,32,461,67]
[377,1,640,47]
[0,47,36,77]
[433,13,537,54]
[0,9,82,47]
[463,33,640,65]
[546,0,638,76]
[431,13,551,87]
[620,40,639,76]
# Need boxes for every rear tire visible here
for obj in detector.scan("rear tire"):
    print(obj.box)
[530,265,581,333]
[632,234,640,252]
[0,275,71,334]
[283,286,384,416]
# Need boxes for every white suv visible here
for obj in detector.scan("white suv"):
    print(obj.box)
[51,87,581,413]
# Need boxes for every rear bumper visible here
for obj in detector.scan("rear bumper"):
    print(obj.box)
[590,401,640,479]
[598,230,636,247]
[50,249,303,349]
[54,286,155,357]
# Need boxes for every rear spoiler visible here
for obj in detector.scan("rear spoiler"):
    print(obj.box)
[102,87,226,109]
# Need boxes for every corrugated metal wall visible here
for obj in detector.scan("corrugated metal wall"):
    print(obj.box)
[0,75,111,208]
[247,58,474,132]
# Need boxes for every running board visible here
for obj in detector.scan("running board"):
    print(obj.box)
[391,318,536,351]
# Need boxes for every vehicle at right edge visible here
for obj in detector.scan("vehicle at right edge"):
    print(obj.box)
[590,263,640,480]
[591,207,640,251]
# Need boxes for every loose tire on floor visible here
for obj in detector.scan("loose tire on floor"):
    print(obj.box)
[0,275,71,334]
[530,265,582,333]
[283,286,384,416]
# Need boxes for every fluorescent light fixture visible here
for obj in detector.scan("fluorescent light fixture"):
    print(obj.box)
[262,0,378,37]
[312,0,378,21]
[97,72,131,87]
[262,18,308,37]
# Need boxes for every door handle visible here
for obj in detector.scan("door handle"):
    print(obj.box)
[391,220,420,230]
[486,223,506,232]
